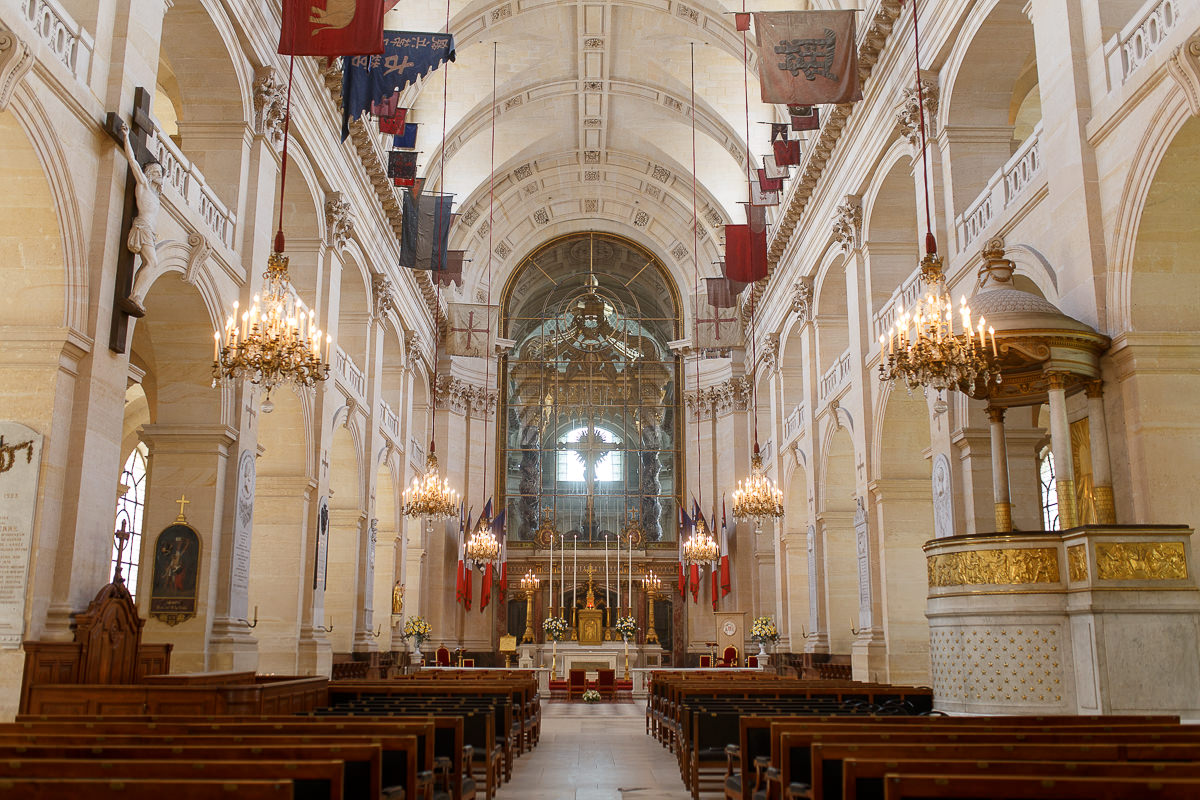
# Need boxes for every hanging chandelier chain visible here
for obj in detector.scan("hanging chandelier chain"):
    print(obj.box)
[689,42,705,513]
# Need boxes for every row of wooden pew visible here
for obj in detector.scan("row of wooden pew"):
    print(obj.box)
[0,670,540,800]
[643,670,1200,800]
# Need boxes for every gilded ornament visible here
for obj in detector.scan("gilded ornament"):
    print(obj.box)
[1067,544,1088,583]
[1094,541,1188,581]
[927,548,1059,588]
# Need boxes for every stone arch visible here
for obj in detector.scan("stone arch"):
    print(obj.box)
[937,0,1040,214]
[783,457,811,646]
[336,250,373,372]
[818,425,857,656]
[372,459,401,650]
[872,381,933,684]
[813,251,850,376]
[326,425,364,653]
[862,149,919,311]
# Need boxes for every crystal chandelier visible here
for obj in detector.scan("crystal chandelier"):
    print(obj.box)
[878,253,1000,394]
[466,516,501,566]
[732,444,785,533]
[402,449,459,519]
[683,517,719,565]
[213,251,330,410]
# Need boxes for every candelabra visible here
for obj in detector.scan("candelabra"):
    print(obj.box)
[683,518,719,565]
[643,572,661,644]
[878,253,1001,395]
[402,449,459,520]
[212,251,331,410]
[731,443,785,533]
[520,569,539,643]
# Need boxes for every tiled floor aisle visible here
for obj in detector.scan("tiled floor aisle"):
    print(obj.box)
[495,702,693,800]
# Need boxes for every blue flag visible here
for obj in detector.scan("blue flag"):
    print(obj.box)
[342,31,455,140]
[393,124,419,149]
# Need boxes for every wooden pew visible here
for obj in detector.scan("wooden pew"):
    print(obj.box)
[882,774,1200,799]
[0,778,294,798]
[0,758,344,800]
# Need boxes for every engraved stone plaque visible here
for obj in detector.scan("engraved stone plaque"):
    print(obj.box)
[0,422,42,647]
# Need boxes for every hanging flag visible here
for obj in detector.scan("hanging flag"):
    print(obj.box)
[694,289,743,349]
[762,154,789,181]
[719,496,731,597]
[480,563,493,612]
[724,214,768,284]
[773,139,801,167]
[496,509,508,599]
[379,107,407,135]
[753,10,862,105]
[399,190,454,271]
[455,499,466,607]
[388,150,418,181]
[341,31,456,140]
[678,504,691,599]
[279,0,385,57]
[749,179,781,207]
[710,501,720,611]
[436,250,465,287]
[769,122,790,142]
[689,501,706,604]
[789,104,820,131]
[735,12,751,32]
[393,123,419,149]
[757,168,783,193]
[705,276,745,309]
[371,91,400,120]
[446,303,493,357]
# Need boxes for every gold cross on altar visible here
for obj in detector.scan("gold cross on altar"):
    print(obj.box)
[175,494,191,522]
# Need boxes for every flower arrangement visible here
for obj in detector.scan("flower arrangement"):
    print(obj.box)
[581,689,601,703]
[615,615,637,641]
[543,616,569,641]
[403,616,431,642]
[750,616,779,642]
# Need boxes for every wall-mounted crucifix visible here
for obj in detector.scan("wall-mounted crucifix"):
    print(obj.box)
[103,86,159,353]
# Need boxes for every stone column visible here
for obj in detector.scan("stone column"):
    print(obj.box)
[1046,372,1078,529]
[1085,381,1116,524]
[987,406,1012,532]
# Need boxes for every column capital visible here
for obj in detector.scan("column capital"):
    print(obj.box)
[1045,370,1072,391]
[1083,379,1104,399]
[985,406,1007,424]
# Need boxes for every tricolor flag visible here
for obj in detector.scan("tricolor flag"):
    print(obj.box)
[689,500,706,603]
[455,500,468,607]
[719,496,731,597]
[279,0,385,57]
[678,504,691,599]
[496,508,508,599]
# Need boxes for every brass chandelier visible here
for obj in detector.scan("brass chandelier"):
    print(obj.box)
[213,251,330,411]
[683,517,719,565]
[466,517,501,566]
[732,443,785,533]
[878,253,1000,393]
[402,448,459,520]
[878,0,1000,396]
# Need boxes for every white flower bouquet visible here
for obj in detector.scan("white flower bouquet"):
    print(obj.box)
[615,615,637,641]
[403,615,431,642]
[582,689,601,703]
[543,616,569,641]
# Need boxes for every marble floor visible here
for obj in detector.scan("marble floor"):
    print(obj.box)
[495,702,693,800]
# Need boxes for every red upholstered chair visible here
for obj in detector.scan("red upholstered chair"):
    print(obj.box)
[698,655,712,668]
[568,668,587,700]
[721,646,738,668]
[435,645,451,667]
[746,655,758,668]
[597,669,616,700]
[462,658,475,667]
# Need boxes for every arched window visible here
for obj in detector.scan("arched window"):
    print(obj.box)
[1038,444,1059,531]
[556,426,622,483]
[113,443,148,599]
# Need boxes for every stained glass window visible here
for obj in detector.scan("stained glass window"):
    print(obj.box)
[113,443,148,599]
[1039,444,1059,531]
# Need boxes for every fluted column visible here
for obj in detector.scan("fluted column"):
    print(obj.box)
[987,406,1012,532]
[1046,372,1078,529]
[1085,381,1116,524]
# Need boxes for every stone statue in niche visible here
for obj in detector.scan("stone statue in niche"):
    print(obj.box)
[120,123,162,271]
[932,453,954,539]
[392,581,404,615]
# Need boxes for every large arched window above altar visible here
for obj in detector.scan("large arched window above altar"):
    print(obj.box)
[500,233,682,543]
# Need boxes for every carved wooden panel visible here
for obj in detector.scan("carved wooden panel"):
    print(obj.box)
[74,582,143,684]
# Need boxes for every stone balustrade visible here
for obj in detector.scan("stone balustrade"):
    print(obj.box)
[818,349,852,401]
[150,129,237,250]
[19,0,92,83]
[782,403,806,447]
[954,123,1044,251]
[872,269,924,343]
[334,345,367,399]
[380,398,400,438]
[1107,0,1180,86]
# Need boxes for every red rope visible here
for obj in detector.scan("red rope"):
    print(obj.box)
[479,42,498,513]
[273,56,296,254]
[741,2,760,453]
[428,0,454,455]
[912,0,936,256]
[690,43,703,513]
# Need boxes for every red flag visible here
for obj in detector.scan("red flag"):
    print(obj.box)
[278,0,385,56]
[773,139,801,167]
[757,168,783,193]
[463,567,472,610]
[379,108,408,135]
[723,212,768,284]
[719,497,731,596]
[789,104,820,131]
[711,564,719,611]
[480,564,493,612]
[455,500,466,605]
[678,505,689,599]
[689,563,700,603]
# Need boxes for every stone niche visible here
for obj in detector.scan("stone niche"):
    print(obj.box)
[925,525,1200,716]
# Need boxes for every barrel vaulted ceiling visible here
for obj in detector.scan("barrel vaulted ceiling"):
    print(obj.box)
[387,0,826,301]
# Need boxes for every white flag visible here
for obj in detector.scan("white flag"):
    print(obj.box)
[446,302,494,357]
[694,291,743,349]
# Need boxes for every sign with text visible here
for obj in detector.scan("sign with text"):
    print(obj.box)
[0,422,42,648]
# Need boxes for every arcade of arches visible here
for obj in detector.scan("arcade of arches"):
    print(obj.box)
[2,0,1200,722]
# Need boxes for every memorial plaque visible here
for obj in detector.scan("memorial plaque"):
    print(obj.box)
[231,450,255,619]
[0,422,42,648]
[314,496,329,590]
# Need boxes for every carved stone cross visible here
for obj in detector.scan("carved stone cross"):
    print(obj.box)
[104,86,156,353]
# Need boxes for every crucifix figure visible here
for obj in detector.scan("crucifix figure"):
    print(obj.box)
[103,86,157,352]
[112,520,130,584]
[564,427,615,539]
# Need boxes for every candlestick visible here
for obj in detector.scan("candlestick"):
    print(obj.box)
[573,535,577,611]
[604,534,610,619]
[549,527,553,615]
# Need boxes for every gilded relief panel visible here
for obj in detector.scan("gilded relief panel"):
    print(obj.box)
[1094,542,1188,581]
[927,548,1059,588]
[1067,544,1088,583]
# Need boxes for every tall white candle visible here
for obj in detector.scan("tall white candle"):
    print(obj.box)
[616,531,621,613]
[549,528,553,615]
[604,534,610,618]
[628,530,633,614]
[560,532,565,614]
[573,535,577,610]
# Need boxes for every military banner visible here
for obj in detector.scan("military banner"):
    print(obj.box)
[754,11,861,105]
[446,303,495,357]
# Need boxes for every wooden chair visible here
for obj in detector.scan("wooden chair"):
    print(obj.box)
[720,646,738,668]
[568,669,586,700]
[597,669,616,700]
[436,645,451,667]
